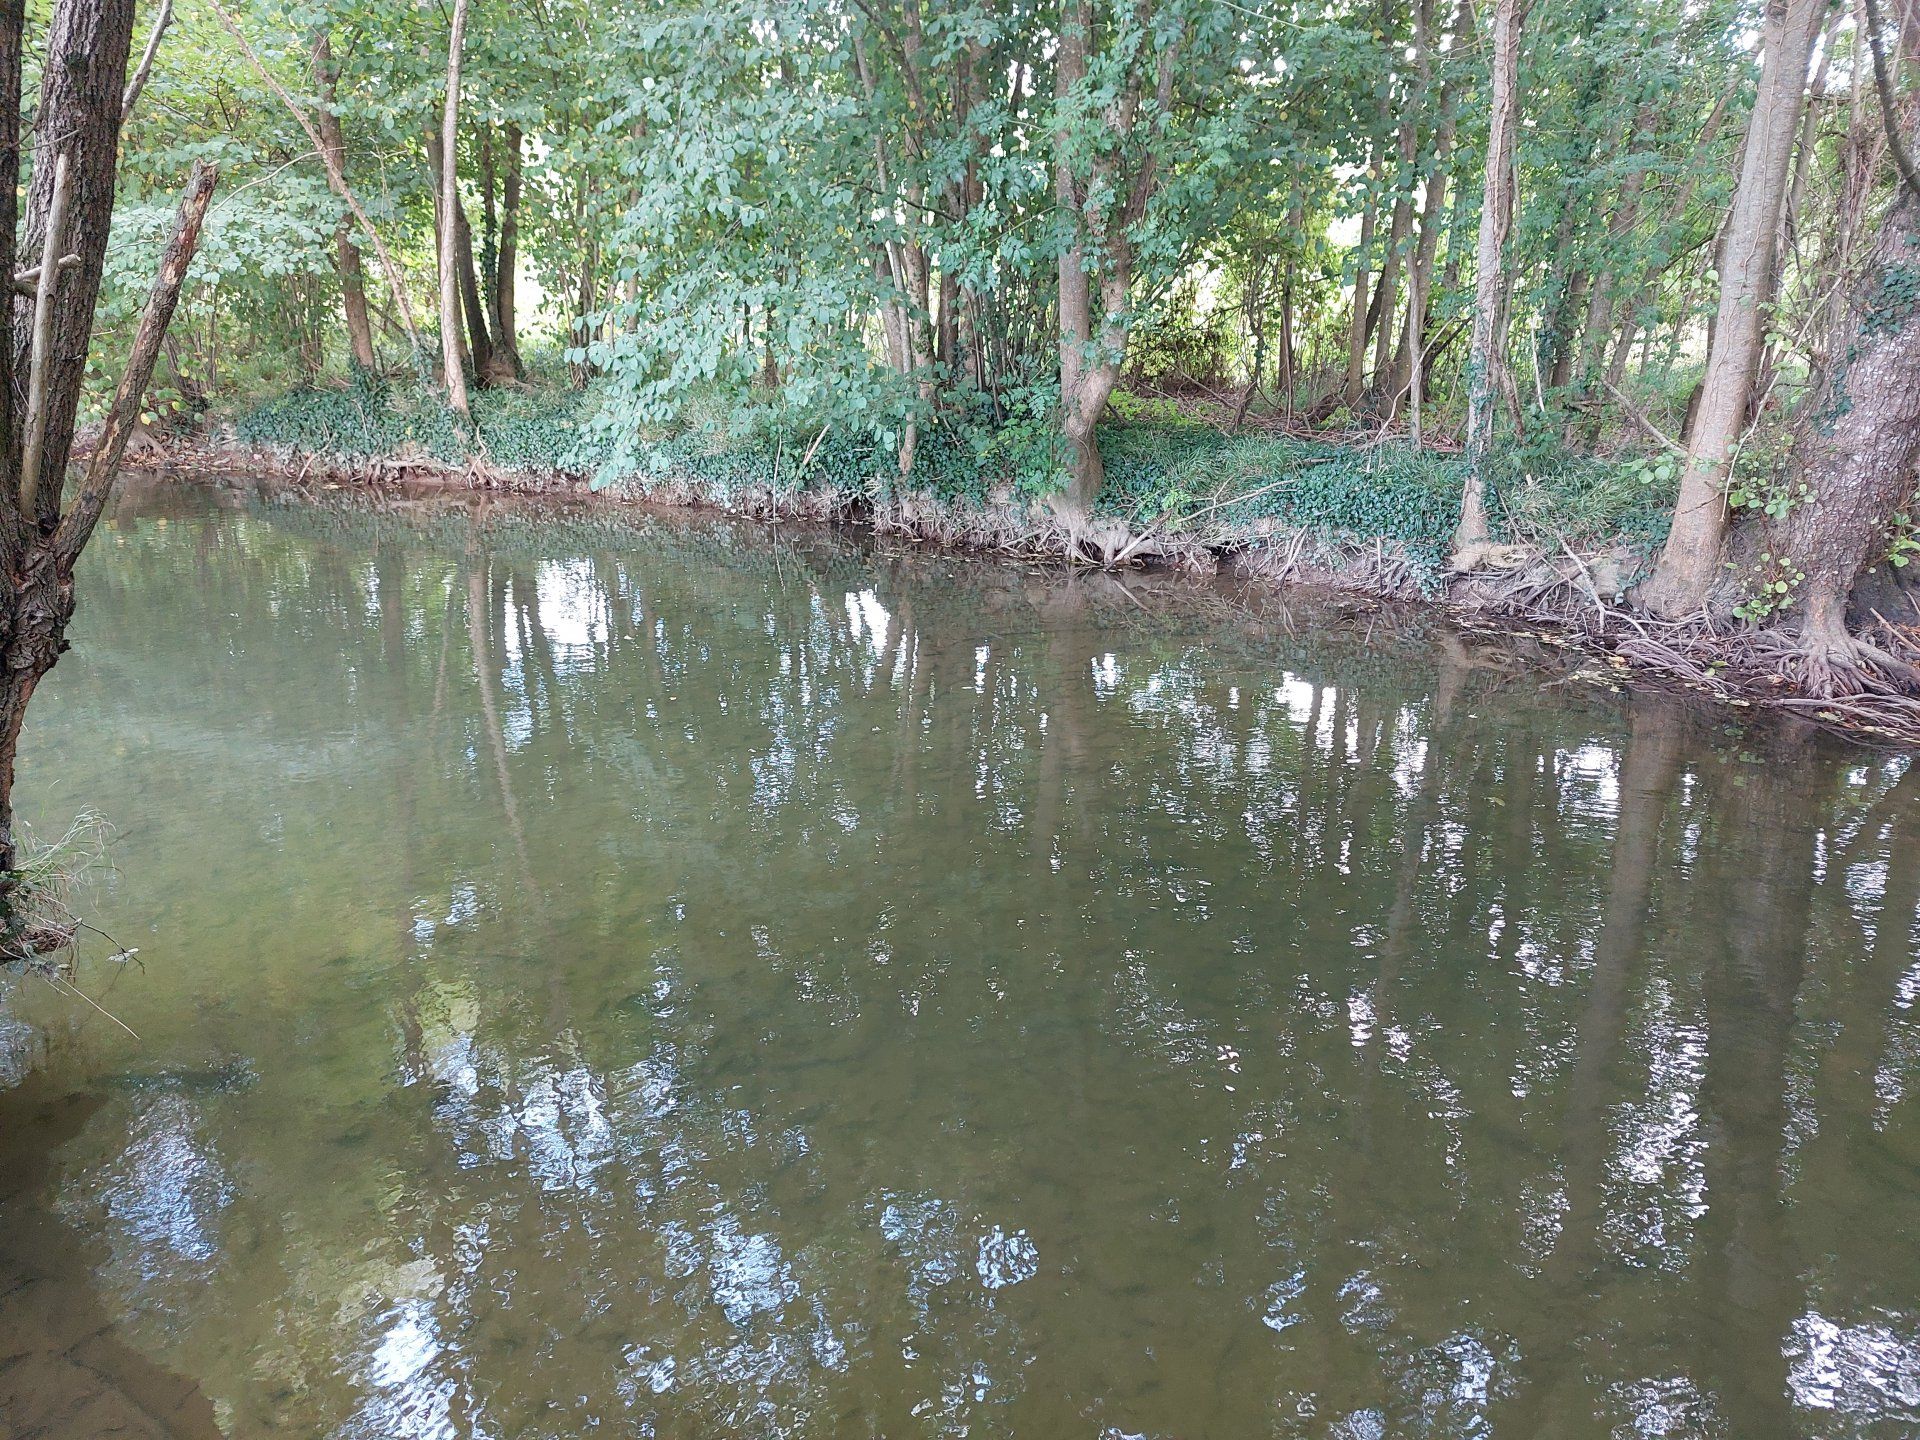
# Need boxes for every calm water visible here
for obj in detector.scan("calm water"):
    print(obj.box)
[2,480,1918,1439]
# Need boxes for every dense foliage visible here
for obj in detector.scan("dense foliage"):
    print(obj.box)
[78,0,1920,628]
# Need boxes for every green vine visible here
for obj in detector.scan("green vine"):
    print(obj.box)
[1730,550,1807,622]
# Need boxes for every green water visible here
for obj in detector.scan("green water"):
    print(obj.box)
[2,479,1918,1439]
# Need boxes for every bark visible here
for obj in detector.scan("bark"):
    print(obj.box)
[1575,104,1657,394]
[426,127,472,385]
[1369,114,1420,389]
[1454,0,1527,555]
[1777,93,1920,680]
[9,0,137,533]
[1,10,211,886]
[851,32,933,477]
[1639,0,1824,616]
[1048,0,1180,526]
[438,0,471,417]
[310,33,376,370]
[0,0,18,476]
[1603,84,1737,390]
[491,124,525,381]
[568,181,597,391]
[455,194,493,383]
[1386,0,1469,418]
[1342,159,1380,408]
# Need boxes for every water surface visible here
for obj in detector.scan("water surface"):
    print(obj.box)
[3,479,1918,1438]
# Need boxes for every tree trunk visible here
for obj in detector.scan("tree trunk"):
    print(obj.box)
[1369,115,1419,390]
[437,0,471,417]
[1639,0,1823,616]
[309,34,375,371]
[1776,97,1920,685]
[490,122,524,382]
[1575,106,1656,396]
[454,194,493,382]
[1387,0,1468,419]
[1454,0,1527,555]
[1342,159,1379,408]
[569,180,597,391]
[2,112,211,889]
[1046,0,1179,526]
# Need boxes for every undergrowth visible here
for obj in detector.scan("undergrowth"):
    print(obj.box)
[0,811,122,977]
[232,377,1673,593]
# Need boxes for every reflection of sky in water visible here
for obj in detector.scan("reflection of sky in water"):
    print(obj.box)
[15,491,1920,1438]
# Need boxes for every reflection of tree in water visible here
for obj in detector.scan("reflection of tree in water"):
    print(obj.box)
[17,481,1920,1437]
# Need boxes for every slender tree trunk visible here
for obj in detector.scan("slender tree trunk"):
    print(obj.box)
[569,179,597,391]
[490,123,524,381]
[1342,158,1380,408]
[437,0,471,417]
[310,34,375,370]
[210,0,423,363]
[1388,0,1468,419]
[426,128,472,385]
[1454,0,1527,555]
[2,32,211,891]
[1369,114,1419,389]
[1604,82,1738,391]
[454,194,492,382]
[1639,0,1823,615]
[1575,106,1656,394]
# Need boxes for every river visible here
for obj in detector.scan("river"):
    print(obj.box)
[1,477,1916,1438]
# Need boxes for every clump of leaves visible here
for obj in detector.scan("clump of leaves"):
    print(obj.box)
[1730,550,1808,622]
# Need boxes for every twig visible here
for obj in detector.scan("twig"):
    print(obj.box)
[41,973,141,1040]
[1600,378,1684,454]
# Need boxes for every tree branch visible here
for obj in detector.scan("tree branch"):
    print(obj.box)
[1864,0,1920,202]
[19,153,74,517]
[121,0,172,120]
[55,160,217,567]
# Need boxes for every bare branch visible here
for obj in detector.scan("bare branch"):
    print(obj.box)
[19,153,74,516]
[10,253,80,298]
[55,161,218,568]
[122,0,173,120]
[1864,0,1920,202]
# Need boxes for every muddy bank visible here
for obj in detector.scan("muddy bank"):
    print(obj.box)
[130,434,1920,745]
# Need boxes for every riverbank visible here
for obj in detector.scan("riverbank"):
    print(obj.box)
[133,381,1920,744]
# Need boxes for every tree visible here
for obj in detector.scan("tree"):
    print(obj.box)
[1453,0,1526,558]
[310,31,377,371]
[1638,0,1826,616]
[0,0,217,915]
[439,0,473,418]
[1774,7,1920,691]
